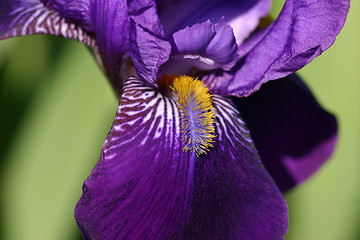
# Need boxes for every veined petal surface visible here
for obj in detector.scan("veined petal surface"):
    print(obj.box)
[0,0,95,46]
[233,74,338,192]
[40,0,91,31]
[75,78,191,239]
[206,0,350,97]
[75,78,288,240]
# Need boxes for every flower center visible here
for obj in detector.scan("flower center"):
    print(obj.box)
[160,75,216,156]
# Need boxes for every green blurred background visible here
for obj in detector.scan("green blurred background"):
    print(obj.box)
[0,1,359,239]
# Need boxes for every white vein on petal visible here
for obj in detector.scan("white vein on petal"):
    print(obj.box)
[2,3,95,47]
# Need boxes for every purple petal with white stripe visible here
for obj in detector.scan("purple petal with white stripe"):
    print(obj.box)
[0,0,95,46]
[75,78,288,239]
[233,74,338,192]
[172,20,238,71]
[39,0,91,31]
[205,0,350,97]
[75,78,191,239]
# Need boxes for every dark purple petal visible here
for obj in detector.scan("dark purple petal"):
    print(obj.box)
[172,19,238,71]
[75,78,288,239]
[0,0,95,46]
[157,0,271,44]
[185,95,288,239]
[232,74,338,192]
[128,0,171,85]
[206,0,350,97]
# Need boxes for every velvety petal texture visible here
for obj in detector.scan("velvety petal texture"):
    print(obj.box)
[75,78,288,240]
[187,95,288,239]
[172,20,238,70]
[233,74,338,192]
[205,0,350,97]
[0,0,95,46]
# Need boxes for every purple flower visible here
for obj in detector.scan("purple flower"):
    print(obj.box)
[0,0,349,239]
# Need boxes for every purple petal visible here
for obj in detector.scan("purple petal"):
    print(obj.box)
[129,20,171,86]
[223,0,270,44]
[232,74,338,192]
[75,78,191,239]
[0,0,95,46]
[207,0,350,97]
[128,0,165,35]
[40,0,91,31]
[186,95,288,239]
[88,0,130,94]
[128,0,171,85]
[157,0,271,44]
[36,0,131,95]
[75,78,288,239]
[172,19,238,71]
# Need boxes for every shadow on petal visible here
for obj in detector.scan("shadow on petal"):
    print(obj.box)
[183,96,288,240]
[233,74,338,192]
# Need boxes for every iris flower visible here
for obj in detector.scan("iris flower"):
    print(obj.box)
[0,0,349,239]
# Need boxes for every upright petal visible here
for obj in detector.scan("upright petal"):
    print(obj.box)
[207,0,350,97]
[171,20,238,71]
[157,0,271,44]
[233,74,338,192]
[128,0,171,85]
[0,0,95,46]
[75,78,288,239]
[88,0,130,95]
[129,19,171,86]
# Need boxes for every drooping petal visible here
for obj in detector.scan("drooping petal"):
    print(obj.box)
[75,78,288,239]
[206,0,350,97]
[0,0,95,46]
[187,95,288,239]
[157,0,271,44]
[75,77,191,239]
[233,74,338,192]
[171,19,238,71]
[128,0,171,85]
